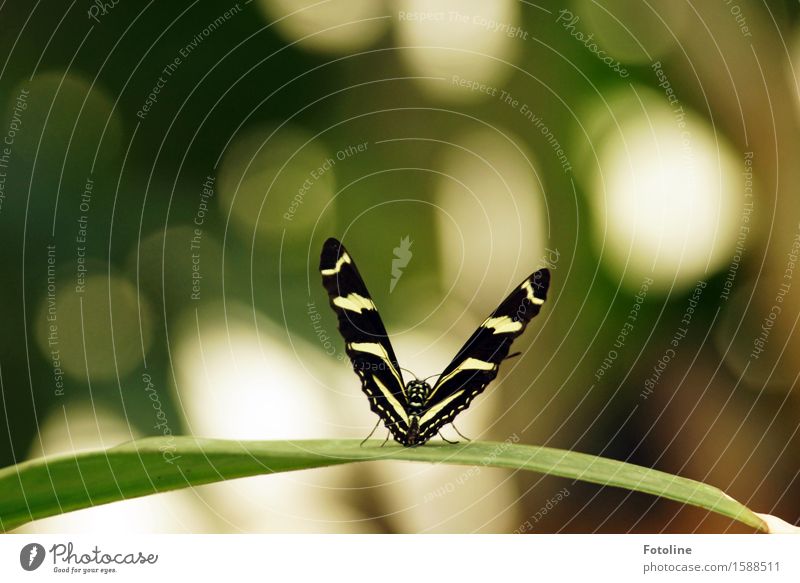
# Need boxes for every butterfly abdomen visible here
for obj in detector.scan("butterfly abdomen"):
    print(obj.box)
[405,416,421,446]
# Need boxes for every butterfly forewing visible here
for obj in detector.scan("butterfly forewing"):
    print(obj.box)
[319,238,410,441]
[416,269,551,442]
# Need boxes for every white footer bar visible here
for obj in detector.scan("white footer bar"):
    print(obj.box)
[1,534,798,582]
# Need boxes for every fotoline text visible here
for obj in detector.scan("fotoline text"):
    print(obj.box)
[644,544,692,555]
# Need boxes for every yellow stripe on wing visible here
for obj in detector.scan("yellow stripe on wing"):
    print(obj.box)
[373,376,409,425]
[333,293,376,313]
[482,315,523,335]
[522,280,545,305]
[427,358,495,402]
[348,341,405,394]
[419,389,465,425]
[320,252,352,275]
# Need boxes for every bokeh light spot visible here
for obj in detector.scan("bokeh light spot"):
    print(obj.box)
[174,304,327,440]
[589,90,742,291]
[15,72,122,173]
[394,0,519,102]
[35,274,153,381]
[435,127,547,308]
[217,125,335,241]
[257,0,389,54]
[576,0,688,65]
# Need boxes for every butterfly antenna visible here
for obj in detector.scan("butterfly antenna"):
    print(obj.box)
[422,373,441,383]
[399,367,418,381]
[438,430,459,445]
[451,423,472,442]
[505,351,522,361]
[360,419,381,447]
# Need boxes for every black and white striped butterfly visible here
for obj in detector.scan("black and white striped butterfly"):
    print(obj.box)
[320,237,550,447]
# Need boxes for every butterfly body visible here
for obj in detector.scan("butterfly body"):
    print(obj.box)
[405,417,421,446]
[320,237,549,447]
[402,380,432,446]
[405,380,431,414]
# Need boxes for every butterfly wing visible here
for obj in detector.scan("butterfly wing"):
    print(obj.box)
[320,237,411,442]
[417,268,551,443]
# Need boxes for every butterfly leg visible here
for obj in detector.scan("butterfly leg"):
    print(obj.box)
[380,431,391,447]
[437,430,459,445]
[360,419,381,447]
[451,423,472,442]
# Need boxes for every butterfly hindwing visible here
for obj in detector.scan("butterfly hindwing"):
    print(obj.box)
[319,238,410,441]
[416,269,551,442]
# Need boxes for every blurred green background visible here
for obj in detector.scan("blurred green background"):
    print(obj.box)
[0,0,799,533]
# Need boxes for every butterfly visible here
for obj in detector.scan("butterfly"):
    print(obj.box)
[320,237,550,447]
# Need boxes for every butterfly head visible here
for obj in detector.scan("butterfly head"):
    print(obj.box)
[405,379,431,415]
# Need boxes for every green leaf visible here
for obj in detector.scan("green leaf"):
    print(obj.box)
[0,437,768,532]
